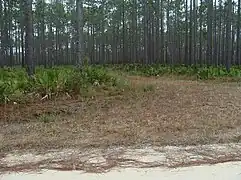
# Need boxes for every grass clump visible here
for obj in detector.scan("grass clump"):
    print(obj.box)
[37,113,57,123]
[0,65,125,103]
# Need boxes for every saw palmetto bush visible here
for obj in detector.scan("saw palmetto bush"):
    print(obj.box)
[110,64,241,80]
[0,68,29,102]
[0,66,119,103]
[2,64,241,103]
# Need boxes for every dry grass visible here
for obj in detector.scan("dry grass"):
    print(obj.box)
[1,76,241,154]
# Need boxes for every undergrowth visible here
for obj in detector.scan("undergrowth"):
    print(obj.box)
[107,64,241,80]
[2,64,241,103]
[0,66,127,103]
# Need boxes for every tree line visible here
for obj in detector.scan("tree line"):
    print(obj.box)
[0,0,238,75]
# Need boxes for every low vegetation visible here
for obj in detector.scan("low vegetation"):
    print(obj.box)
[1,64,241,157]
[0,65,128,103]
[109,64,241,80]
[2,64,241,103]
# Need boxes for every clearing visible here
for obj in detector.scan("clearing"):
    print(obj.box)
[1,75,241,172]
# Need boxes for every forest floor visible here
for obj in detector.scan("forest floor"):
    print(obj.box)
[1,75,241,172]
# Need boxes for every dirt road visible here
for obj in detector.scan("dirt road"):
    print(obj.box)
[1,144,241,179]
[1,162,241,180]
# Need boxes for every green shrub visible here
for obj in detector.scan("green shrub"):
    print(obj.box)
[2,64,241,103]
[110,64,241,80]
[0,66,118,103]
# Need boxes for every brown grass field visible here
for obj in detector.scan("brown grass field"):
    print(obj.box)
[1,75,241,154]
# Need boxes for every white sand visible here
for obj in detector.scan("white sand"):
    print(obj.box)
[1,144,241,180]
[1,162,241,180]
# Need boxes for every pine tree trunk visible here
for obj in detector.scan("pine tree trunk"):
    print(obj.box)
[24,0,35,76]
[76,0,84,67]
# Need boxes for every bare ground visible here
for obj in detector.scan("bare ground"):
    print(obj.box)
[1,143,241,174]
[1,76,241,154]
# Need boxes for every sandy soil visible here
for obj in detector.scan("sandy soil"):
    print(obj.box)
[2,162,241,180]
[1,143,241,174]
